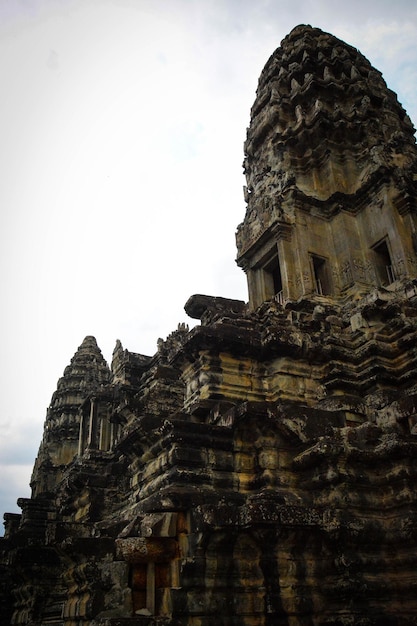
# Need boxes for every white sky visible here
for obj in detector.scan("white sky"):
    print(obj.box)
[1,0,417,529]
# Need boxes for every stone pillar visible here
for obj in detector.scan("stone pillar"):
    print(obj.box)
[146,561,155,615]
[78,407,88,456]
[87,399,98,450]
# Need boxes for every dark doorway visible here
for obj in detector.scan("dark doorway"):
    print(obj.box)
[372,239,396,286]
[264,256,283,303]
[311,254,331,295]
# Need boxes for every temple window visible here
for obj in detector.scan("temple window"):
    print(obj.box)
[130,561,171,617]
[263,255,283,304]
[310,254,331,295]
[78,400,115,455]
[371,238,396,285]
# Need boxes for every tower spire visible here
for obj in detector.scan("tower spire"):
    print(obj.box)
[30,336,111,497]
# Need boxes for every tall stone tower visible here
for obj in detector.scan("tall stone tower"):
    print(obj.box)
[237,25,417,308]
[1,25,417,626]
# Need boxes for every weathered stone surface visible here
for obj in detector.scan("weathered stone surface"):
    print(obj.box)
[2,24,417,626]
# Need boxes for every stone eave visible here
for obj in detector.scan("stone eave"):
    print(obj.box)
[194,500,323,529]
[236,218,293,268]
[168,314,324,368]
[184,294,247,321]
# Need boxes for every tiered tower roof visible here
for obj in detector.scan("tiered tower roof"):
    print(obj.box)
[30,336,111,496]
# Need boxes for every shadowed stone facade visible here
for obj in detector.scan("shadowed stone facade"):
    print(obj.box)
[2,24,417,626]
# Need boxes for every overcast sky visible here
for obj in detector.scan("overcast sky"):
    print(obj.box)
[1,0,417,531]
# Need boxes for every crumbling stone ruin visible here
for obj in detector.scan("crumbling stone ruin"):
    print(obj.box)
[2,24,417,626]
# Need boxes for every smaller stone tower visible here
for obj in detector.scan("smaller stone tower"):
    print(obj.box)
[30,336,111,498]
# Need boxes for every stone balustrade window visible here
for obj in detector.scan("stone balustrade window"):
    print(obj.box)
[372,238,396,286]
[310,253,332,295]
[263,254,283,301]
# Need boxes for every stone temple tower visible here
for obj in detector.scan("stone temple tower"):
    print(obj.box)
[2,25,417,626]
[30,337,111,498]
[237,25,417,308]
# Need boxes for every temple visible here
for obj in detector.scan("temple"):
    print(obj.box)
[2,24,417,625]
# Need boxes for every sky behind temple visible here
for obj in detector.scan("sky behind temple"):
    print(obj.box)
[1,0,417,530]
